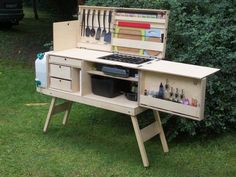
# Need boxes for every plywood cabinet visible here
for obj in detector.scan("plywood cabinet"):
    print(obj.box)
[139,72,206,120]
[36,5,220,167]
[48,55,81,93]
[139,60,219,120]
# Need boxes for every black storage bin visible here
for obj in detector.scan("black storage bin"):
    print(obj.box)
[91,75,122,98]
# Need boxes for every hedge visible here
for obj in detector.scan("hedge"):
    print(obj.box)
[86,0,236,139]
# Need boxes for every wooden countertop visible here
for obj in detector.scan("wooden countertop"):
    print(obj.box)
[49,48,220,79]
[49,48,145,69]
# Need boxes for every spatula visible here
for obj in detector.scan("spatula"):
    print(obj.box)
[85,9,91,37]
[95,10,101,40]
[101,10,106,37]
[90,10,96,37]
[104,10,112,43]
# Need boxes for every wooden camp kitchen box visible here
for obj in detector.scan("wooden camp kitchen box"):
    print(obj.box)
[35,5,220,167]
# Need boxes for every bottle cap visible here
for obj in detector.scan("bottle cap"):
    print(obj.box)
[37,53,44,60]
[35,79,41,87]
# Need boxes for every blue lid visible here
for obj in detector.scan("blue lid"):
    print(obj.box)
[37,53,44,60]
[35,79,41,87]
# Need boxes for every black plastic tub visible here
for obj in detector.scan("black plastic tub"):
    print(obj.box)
[91,75,122,98]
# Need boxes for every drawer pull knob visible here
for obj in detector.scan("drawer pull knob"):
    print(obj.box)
[59,66,61,68]
[59,80,61,82]
[64,58,67,61]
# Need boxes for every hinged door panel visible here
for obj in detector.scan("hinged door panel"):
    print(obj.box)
[139,60,219,120]
[53,20,79,51]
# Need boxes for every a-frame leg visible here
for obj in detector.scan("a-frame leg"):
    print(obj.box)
[62,101,73,126]
[131,116,149,167]
[153,110,169,153]
[43,97,73,133]
[43,97,57,132]
[131,111,169,167]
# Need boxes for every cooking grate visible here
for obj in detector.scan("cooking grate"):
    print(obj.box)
[99,54,152,64]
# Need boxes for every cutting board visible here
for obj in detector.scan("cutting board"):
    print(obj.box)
[144,29,161,56]
[114,27,161,56]
[114,27,144,55]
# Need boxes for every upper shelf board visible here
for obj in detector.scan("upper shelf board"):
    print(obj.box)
[139,60,220,79]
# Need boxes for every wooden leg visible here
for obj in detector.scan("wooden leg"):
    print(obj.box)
[62,101,73,125]
[131,116,149,167]
[43,97,57,133]
[43,97,73,133]
[153,110,169,153]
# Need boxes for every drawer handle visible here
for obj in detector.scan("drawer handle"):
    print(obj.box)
[64,58,67,61]
[59,65,61,68]
[59,80,61,82]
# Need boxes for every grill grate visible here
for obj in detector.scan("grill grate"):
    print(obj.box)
[99,54,152,64]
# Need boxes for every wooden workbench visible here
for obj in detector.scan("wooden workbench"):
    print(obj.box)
[35,6,219,167]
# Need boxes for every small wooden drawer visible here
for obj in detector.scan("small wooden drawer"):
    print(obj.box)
[50,64,71,80]
[49,55,81,68]
[50,77,72,91]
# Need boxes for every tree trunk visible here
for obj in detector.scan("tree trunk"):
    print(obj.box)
[32,0,39,20]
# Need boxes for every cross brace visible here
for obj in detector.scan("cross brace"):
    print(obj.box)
[131,110,168,167]
[43,97,73,133]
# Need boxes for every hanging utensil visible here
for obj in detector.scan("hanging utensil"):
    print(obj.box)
[81,9,86,36]
[85,9,91,37]
[95,10,101,40]
[104,10,112,43]
[90,10,96,37]
[101,10,106,37]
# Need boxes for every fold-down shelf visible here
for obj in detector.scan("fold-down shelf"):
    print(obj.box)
[139,60,220,120]
[139,60,219,79]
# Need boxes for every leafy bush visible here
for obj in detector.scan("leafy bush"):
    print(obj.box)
[86,0,236,139]
[24,0,78,19]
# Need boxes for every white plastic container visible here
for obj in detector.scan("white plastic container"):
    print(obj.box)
[35,52,48,88]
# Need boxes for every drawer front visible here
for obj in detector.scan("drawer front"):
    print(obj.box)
[49,55,81,68]
[50,77,72,91]
[50,64,71,79]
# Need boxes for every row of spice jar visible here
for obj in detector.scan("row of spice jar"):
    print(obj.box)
[143,80,198,107]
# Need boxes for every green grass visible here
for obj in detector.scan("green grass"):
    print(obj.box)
[0,7,236,177]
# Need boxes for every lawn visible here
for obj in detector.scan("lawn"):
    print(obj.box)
[0,7,235,177]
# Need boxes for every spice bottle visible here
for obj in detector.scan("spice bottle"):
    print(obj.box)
[169,87,174,101]
[180,89,184,103]
[174,88,179,102]
[164,79,169,100]
[157,82,164,99]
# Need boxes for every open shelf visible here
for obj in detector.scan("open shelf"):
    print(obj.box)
[139,70,206,120]
[140,95,201,119]
[115,16,166,24]
[87,70,138,82]
[84,93,139,108]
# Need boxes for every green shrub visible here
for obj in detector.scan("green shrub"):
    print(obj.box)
[86,0,236,139]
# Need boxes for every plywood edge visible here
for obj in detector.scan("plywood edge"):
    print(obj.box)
[114,16,166,23]
[139,60,220,79]
[79,5,169,13]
